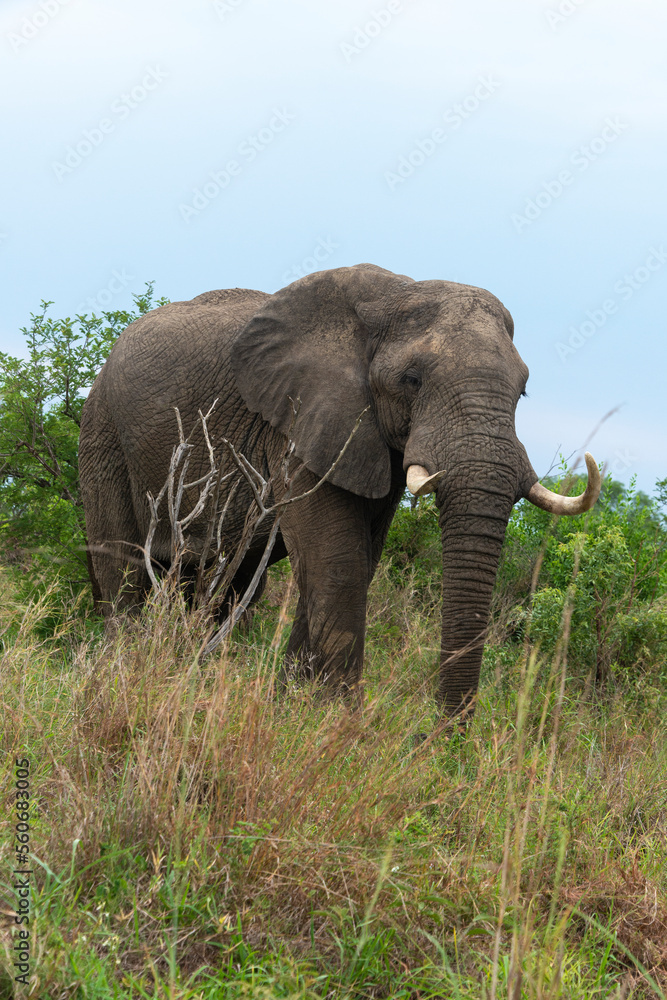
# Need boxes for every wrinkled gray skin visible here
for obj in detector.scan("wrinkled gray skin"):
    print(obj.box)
[79,264,541,718]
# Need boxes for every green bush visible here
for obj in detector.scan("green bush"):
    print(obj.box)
[383,464,667,685]
[382,494,440,595]
[615,602,667,677]
[528,586,566,653]
[0,283,167,596]
[503,471,667,681]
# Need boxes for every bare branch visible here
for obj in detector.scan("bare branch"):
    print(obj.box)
[142,400,369,649]
[203,513,283,657]
[220,438,269,513]
[197,477,240,602]
[268,405,369,513]
[144,481,169,592]
[144,403,220,596]
[174,407,185,446]
[198,400,218,466]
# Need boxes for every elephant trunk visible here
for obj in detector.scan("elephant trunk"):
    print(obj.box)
[407,441,601,719]
[436,479,514,718]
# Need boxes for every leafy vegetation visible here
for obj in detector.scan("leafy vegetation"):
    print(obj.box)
[1,296,667,997]
[383,470,667,695]
[0,284,167,595]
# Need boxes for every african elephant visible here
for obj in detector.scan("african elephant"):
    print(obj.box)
[79,264,600,718]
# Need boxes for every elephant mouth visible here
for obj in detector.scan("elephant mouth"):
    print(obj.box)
[405,451,601,516]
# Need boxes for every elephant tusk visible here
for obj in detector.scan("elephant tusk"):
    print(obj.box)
[526,451,601,515]
[406,465,447,497]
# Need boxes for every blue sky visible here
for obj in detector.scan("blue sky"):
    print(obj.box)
[2,0,666,492]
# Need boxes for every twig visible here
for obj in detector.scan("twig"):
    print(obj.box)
[143,402,369,645]
[203,515,284,656]
[269,406,369,513]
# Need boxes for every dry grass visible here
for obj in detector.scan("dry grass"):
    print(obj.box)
[1,566,667,998]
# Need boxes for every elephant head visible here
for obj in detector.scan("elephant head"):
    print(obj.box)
[232,264,599,718]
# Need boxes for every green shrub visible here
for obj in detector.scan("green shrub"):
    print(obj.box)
[528,586,566,654]
[382,494,440,595]
[614,602,667,678]
[510,477,667,680]
[0,283,167,596]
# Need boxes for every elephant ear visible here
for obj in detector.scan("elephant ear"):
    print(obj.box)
[232,264,414,499]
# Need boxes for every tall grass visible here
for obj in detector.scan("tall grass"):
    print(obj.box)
[1,559,667,999]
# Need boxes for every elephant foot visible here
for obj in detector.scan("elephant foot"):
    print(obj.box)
[278,651,363,709]
[280,648,319,683]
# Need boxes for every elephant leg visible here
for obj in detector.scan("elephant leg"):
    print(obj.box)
[284,593,312,679]
[282,479,403,683]
[277,451,405,694]
[367,454,406,583]
[86,546,103,608]
[278,477,373,698]
[80,407,149,616]
[226,565,268,631]
[88,495,149,616]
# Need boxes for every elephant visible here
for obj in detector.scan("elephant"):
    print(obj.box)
[79,264,600,719]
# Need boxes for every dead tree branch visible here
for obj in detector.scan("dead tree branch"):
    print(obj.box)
[144,400,369,652]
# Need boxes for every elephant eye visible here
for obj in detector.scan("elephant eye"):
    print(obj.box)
[400,370,422,390]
